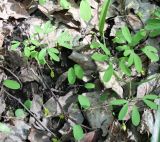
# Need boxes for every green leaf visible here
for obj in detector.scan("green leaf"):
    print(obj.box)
[84,83,95,89]
[110,99,128,105]
[116,45,130,51]
[78,95,90,109]
[58,31,73,49]
[119,57,131,76]
[38,48,47,64]
[11,41,20,50]
[121,26,132,43]
[48,48,60,62]
[80,0,92,22]
[142,46,159,62]
[15,109,25,118]
[74,64,84,79]
[124,49,132,56]
[145,19,160,30]
[118,103,128,120]
[134,54,142,73]
[99,92,108,101]
[60,0,71,9]
[48,48,59,54]
[24,47,31,58]
[143,94,158,100]
[103,64,113,82]
[39,0,46,5]
[73,125,84,140]
[128,53,134,66]
[113,30,126,44]
[3,79,20,90]
[131,106,140,126]
[34,25,43,34]
[30,51,38,58]
[131,29,146,46]
[143,99,158,110]
[99,0,111,36]
[68,67,76,84]
[50,70,54,78]
[24,100,32,109]
[99,43,111,55]
[149,29,160,37]
[43,21,55,34]
[90,42,100,49]
[91,52,108,62]
[0,123,11,133]
[30,39,40,46]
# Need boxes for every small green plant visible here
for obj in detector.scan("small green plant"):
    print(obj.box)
[11,21,60,76]
[113,26,159,74]
[110,94,159,126]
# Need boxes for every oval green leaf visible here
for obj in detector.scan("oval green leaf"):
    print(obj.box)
[78,95,90,109]
[131,106,140,126]
[74,64,84,79]
[143,94,158,100]
[134,54,142,73]
[24,100,32,109]
[118,103,128,120]
[91,52,108,62]
[3,79,20,90]
[84,83,95,89]
[80,0,92,22]
[143,99,158,110]
[99,0,111,36]
[121,26,132,43]
[73,125,84,140]
[68,67,76,84]
[110,99,128,105]
[103,64,113,82]
[15,109,26,118]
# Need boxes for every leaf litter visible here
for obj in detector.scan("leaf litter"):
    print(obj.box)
[0,0,160,141]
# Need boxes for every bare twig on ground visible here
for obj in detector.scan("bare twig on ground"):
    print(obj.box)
[3,89,57,137]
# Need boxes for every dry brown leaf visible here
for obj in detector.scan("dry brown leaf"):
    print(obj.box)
[0,0,29,19]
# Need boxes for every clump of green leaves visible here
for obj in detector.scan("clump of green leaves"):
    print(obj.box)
[110,94,159,126]
[113,26,159,74]
[67,64,84,84]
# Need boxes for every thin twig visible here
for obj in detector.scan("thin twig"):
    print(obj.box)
[0,65,22,88]
[3,89,57,137]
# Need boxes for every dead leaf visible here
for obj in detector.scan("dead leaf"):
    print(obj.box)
[0,0,29,20]
[80,131,99,142]
[28,127,51,142]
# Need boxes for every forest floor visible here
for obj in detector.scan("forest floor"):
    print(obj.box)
[0,0,160,142]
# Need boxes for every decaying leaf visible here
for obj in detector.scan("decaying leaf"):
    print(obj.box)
[0,0,29,19]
